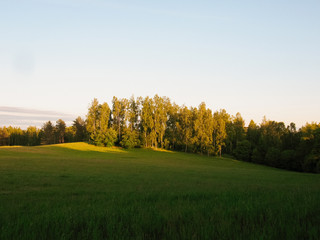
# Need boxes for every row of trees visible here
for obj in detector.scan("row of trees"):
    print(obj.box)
[86,96,233,156]
[84,95,319,172]
[0,117,87,146]
[0,95,319,173]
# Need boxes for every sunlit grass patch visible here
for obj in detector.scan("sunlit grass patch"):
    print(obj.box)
[52,142,127,154]
[0,145,22,149]
[0,145,55,154]
[150,147,176,153]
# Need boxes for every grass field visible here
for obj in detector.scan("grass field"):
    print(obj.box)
[0,142,319,239]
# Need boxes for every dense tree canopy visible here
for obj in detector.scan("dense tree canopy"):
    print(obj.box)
[0,95,319,173]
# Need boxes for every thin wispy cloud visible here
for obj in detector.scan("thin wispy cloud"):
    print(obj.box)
[0,106,74,118]
[0,106,76,129]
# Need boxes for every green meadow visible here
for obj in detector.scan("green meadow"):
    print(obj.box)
[0,142,319,239]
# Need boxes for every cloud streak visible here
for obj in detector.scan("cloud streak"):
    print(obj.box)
[0,106,76,129]
[0,106,74,117]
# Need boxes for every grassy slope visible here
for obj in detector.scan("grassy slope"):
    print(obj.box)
[0,142,319,239]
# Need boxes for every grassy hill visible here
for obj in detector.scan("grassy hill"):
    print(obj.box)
[0,142,319,239]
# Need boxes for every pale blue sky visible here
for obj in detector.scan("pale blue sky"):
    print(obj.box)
[1,0,319,128]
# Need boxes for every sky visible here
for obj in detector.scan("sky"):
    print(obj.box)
[0,0,319,129]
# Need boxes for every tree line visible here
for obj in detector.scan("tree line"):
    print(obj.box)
[0,95,319,173]
[0,117,86,146]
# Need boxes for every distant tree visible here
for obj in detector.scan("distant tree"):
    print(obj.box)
[213,110,228,157]
[225,121,235,154]
[128,95,139,131]
[42,121,55,144]
[234,140,251,161]
[26,126,41,146]
[246,120,260,148]
[140,96,155,147]
[56,119,66,143]
[193,103,213,155]
[153,95,168,148]
[265,147,281,167]
[177,106,193,152]
[226,113,245,154]
[7,127,25,146]
[73,116,87,142]
[120,128,140,149]
[303,153,320,173]
[111,96,128,143]
[103,128,118,147]
[282,122,299,150]
[99,103,111,133]
[252,148,263,164]
[86,98,100,142]
[64,126,75,143]
[280,150,296,169]
[164,102,179,150]
[0,127,10,145]
[96,102,117,147]
[301,124,320,172]
[260,119,286,153]
[233,113,246,147]
[86,100,118,147]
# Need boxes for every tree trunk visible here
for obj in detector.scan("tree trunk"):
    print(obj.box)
[145,132,147,147]
[118,122,120,142]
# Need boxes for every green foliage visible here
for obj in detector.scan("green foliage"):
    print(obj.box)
[104,128,118,147]
[213,110,228,157]
[55,119,66,143]
[0,127,10,145]
[194,103,213,155]
[252,148,264,164]
[86,98,100,139]
[111,96,128,143]
[120,129,140,149]
[26,126,41,146]
[72,116,87,141]
[265,147,281,167]
[165,103,179,150]
[303,154,320,173]
[280,150,296,169]
[176,106,192,152]
[153,95,168,148]
[226,112,246,153]
[64,126,75,143]
[246,120,260,148]
[42,121,55,144]
[128,95,140,131]
[141,96,155,147]
[234,140,251,161]
[94,128,117,147]
[302,141,320,173]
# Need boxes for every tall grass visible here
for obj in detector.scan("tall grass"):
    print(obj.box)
[0,143,319,239]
